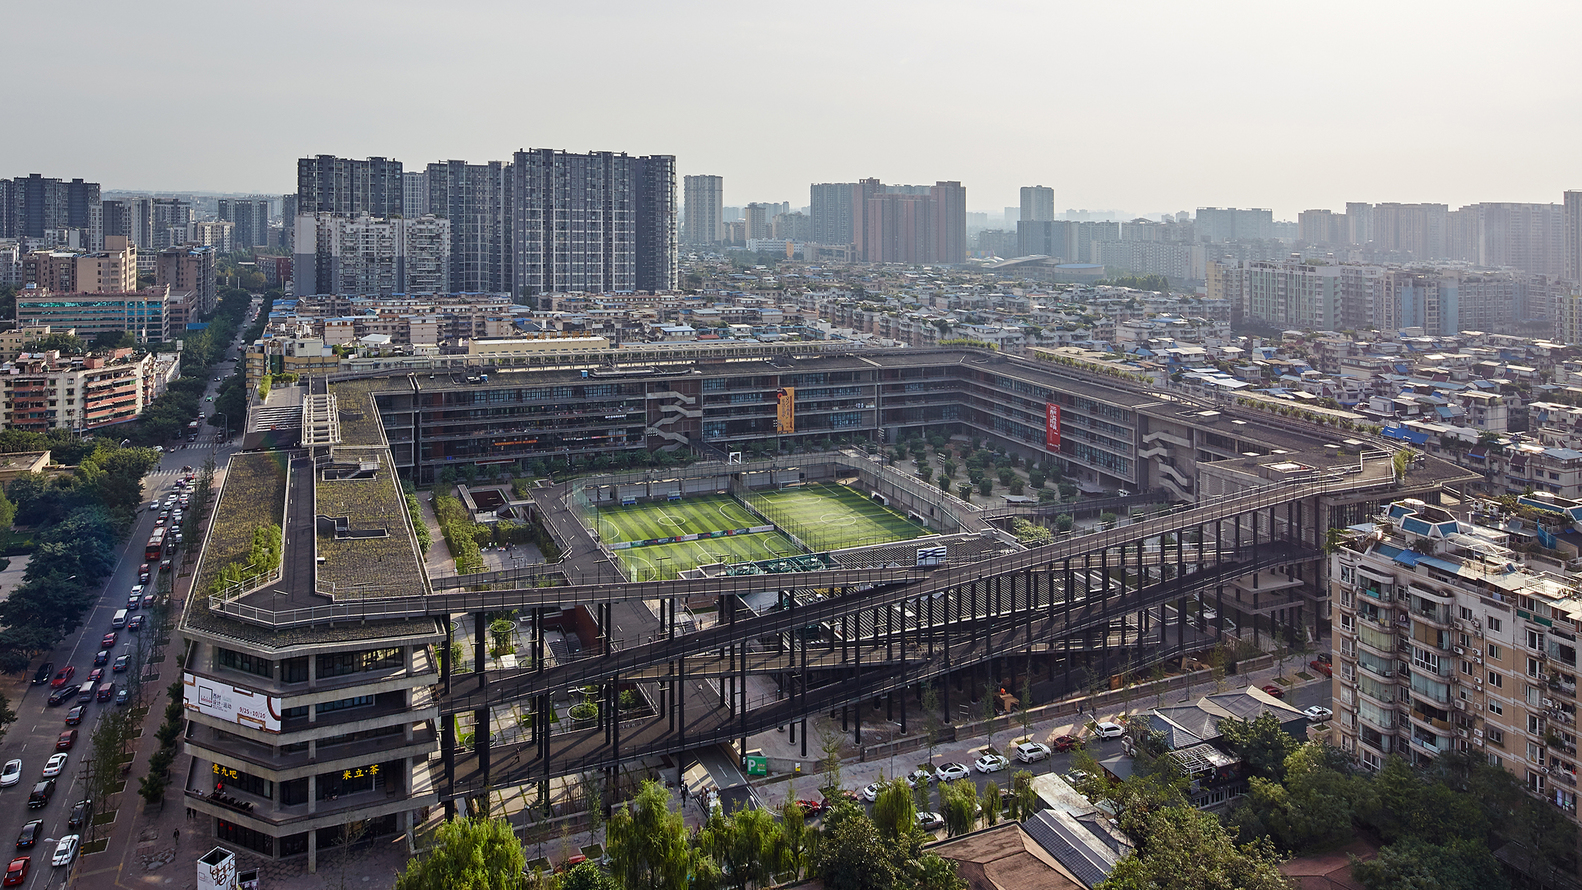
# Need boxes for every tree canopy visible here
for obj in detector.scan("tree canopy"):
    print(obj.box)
[394,817,526,890]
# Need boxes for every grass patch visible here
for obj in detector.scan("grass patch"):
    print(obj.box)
[1295,671,1314,681]
[748,482,928,551]
[92,810,116,825]
[1274,677,1293,686]
[81,838,109,855]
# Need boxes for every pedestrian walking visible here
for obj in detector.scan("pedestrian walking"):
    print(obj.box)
[173,829,180,841]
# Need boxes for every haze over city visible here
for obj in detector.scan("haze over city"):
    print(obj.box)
[7,0,1580,216]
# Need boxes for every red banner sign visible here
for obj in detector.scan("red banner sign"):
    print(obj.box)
[1045,403,1061,449]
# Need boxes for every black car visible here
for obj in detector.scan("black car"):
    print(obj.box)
[14,821,40,849]
[26,780,55,809]
[112,655,129,673]
[31,662,53,685]
[93,649,110,667]
[47,684,80,706]
[67,800,90,830]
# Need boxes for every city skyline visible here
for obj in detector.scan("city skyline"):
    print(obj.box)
[7,1,1579,219]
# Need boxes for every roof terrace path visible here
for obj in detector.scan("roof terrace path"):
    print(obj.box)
[254,455,315,604]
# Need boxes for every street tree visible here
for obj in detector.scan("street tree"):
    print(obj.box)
[607,781,692,890]
[393,817,526,890]
[871,778,916,841]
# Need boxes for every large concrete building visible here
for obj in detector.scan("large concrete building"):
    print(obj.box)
[154,244,218,318]
[683,175,724,245]
[0,174,102,248]
[20,235,138,294]
[292,213,452,296]
[296,156,406,217]
[15,285,172,342]
[0,347,163,432]
[219,198,272,250]
[1020,185,1055,223]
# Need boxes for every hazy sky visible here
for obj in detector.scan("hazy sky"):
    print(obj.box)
[7,0,1579,218]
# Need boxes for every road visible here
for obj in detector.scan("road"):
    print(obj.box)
[0,298,256,889]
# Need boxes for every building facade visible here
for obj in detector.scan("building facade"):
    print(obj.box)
[292,214,452,296]
[219,198,272,249]
[296,156,405,217]
[0,348,158,431]
[15,286,171,343]
[155,245,218,317]
[683,175,723,245]
[0,174,102,248]
[1020,185,1054,223]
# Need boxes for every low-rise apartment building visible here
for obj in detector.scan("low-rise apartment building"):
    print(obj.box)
[14,285,172,343]
[0,348,161,432]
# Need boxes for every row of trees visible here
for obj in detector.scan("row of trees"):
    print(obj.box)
[0,441,158,672]
[397,780,967,890]
[127,286,258,445]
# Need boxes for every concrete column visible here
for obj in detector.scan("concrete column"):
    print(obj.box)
[308,655,317,691]
[307,774,317,815]
[402,809,414,854]
[307,828,317,873]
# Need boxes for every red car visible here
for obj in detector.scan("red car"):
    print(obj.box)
[56,730,77,751]
[1310,659,1333,677]
[1052,735,1084,752]
[1260,684,1286,699]
[86,668,104,685]
[4,857,28,887]
[50,666,74,688]
[101,632,117,649]
[794,799,826,818]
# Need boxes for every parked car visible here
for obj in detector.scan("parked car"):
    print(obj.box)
[1051,735,1084,752]
[1310,659,1333,677]
[794,799,825,818]
[67,800,90,830]
[1260,684,1286,699]
[50,666,75,688]
[31,662,53,685]
[1094,721,1126,739]
[935,762,970,782]
[47,685,80,706]
[14,820,40,848]
[41,753,67,777]
[1303,706,1333,722]
[50,835,77,867]
[1014,741,1052,763]
[906,768,932,788]
[55,731,77,751]
[860,782,883,802]
[4,857,27,887]
[916,811,945,830]
[0,760,20,788]
[974,753,1010,773]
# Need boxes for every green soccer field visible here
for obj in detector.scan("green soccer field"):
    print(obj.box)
[615,531,805,581]
[752,483,927,552]
[593,495,759,544]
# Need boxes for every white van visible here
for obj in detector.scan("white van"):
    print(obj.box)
[111,609,128,629]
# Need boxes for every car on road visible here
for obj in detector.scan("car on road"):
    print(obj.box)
[15,821,40,849]
[27,779,55,808]
[935,762,970,782]
[100,632,117,649]
[0,760,20,788]
[47,684,80,706]
[32,662,53,685]
[50,835,78,867]
[128,615,144,631]
[50,666,75,687]
[860,782,883,802]
[1014,741,1052,763]
[42,753,67,777]
[974,753,1010,773]
[1260,684,1286,699]
[916,811,945,830]
[1051,735,1084,753]
[114,687,128,705]
[67,800,90,830]
[148,501,160,512]
[75,686,94,705]
[139,563,151,582]
[86,667,104,684]
[93,649,110,667]
[794,799,825,818]
[142,593,156,608]
[113,654,129,673]
[4,857,28,887]
[1303,706,1333,722]
[64,706,86,726]
[1094,721,1126,739]
[56,731,77,751]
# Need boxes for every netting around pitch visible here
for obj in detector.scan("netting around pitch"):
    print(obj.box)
[738,482,928,553]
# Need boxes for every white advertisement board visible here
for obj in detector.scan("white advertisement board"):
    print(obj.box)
[183,672,282,733]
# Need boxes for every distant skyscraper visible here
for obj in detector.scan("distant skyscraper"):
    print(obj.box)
[292,213,451,295]
[1020,186,1054,223]
[1446,202,1565,277]
[810,183,857,245]
[1371,203,1448,260]
[1195,208,1274,242]
[1345,202,1374,245]
[296,155,404,217]
[860,181,967,265]
[683,175,723,245]
[1565,190,1582,284]
[0,174,102,247]
[218,198,271,249]
[403,171,429,217]
[744,203,772,241]
[428,159,509,294]
[931,181,967,264]
[633,154,677,293]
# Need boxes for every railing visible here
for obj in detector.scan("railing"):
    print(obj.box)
[210,566,283,603]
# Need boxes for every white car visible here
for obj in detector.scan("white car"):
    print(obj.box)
[42,753,67,778]
[1302,706,1334,722]
[974,753,1010,773]
[860,782,882,802]
[1094,721,1126,739]
[1014,741,1052,763]
[906,768,932,788]
[916,811,945,830]
[934,762,970,782]
[0,759,20,787]
[51,834,78,867]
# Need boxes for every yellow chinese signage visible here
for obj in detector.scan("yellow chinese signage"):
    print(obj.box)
[341,764,380,781]
[775,387,795,434]
[211,764,240,780]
